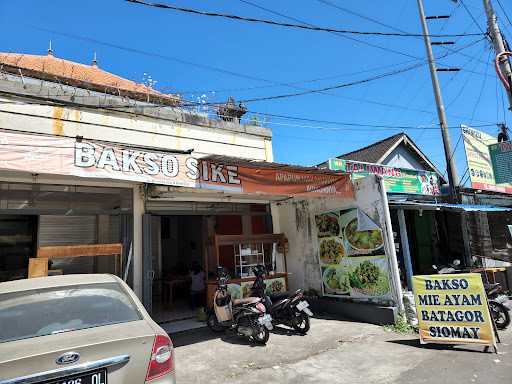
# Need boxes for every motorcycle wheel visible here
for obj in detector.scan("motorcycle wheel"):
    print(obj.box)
[489,301,511,330]
[252,325,269,345]
[292,312,310,334]
[207,312,224,333]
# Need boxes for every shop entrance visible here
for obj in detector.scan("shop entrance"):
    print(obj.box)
[151,215,207,324]
[144,202,274,329]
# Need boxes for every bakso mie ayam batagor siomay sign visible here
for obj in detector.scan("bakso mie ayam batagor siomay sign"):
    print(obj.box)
[412,274,496,348]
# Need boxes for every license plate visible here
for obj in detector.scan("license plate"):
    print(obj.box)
[42,369,107,384]
[296,301,309,311]
[259,314,273,329]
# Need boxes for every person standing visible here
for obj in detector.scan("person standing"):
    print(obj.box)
[190,262,205,309]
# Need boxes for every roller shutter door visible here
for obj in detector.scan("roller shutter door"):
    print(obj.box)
[38,215,97,246]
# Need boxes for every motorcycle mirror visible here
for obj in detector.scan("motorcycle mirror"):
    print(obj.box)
[432,265,437,270]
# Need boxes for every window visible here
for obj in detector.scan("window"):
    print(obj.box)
[0,282,142,343]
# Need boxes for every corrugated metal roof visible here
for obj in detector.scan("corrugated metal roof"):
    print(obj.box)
[202,154,347,176]
[390,201,512,212]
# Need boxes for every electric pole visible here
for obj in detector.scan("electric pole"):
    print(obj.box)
[483,0,512,110]
[417,0,459,193]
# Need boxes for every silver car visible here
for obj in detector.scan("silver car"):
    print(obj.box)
[0,274,175,384]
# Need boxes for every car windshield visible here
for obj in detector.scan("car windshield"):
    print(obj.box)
[0,282,142,343]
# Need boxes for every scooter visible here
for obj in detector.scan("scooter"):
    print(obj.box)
[433,261,511,330]
[207,267,273,344]
[251,265,313,334]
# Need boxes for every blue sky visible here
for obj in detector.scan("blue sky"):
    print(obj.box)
[1,0,511,184]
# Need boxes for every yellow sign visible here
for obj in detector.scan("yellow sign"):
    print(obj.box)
[461,125,512,193]
[412,274,496,347]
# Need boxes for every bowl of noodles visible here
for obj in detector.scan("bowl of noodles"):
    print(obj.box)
[322,266,350,294]
[344,218,383,253]
[319,237,344,265]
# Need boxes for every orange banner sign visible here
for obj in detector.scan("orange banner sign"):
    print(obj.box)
[196,161,354,197]
[0,130,353,197]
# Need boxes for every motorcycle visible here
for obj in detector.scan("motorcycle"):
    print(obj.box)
[433,261,511,330]
[485,282,511,330]
[206,267,273,344]
[251,265,313,334]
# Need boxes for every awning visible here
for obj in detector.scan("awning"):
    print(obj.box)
[389,201,512,212]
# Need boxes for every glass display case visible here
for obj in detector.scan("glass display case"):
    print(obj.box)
[234,243,266,278]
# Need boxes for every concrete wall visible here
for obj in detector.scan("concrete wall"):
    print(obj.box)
[0,75,273,161]
[272,196,355,293]
[382,144,427,171]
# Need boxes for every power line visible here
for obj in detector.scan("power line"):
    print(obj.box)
[459,0,486,34]
[173,58,421,95]
[314,0,404,32]
[496,0,512,27]
[0,91,498,131]
[231,63,424,104]
[125,0,484,38]
[203,37,486,105]
[28,26,298,87]
[315,0,492,70]
[470,50,493,123]
[238,0,418,60]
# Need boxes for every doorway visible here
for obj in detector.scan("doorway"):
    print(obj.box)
[151,215,207,324]
[0,215,37,282]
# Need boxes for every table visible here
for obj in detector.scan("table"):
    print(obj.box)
[161,278,190,309]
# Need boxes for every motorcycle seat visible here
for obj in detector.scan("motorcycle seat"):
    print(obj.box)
[269,292,291,301]
[272,299,289,309]
[233,297,260,306]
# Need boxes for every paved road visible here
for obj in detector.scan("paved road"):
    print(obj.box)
[172,317,511,384]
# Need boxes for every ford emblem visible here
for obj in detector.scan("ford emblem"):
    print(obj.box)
[56,352,80,365]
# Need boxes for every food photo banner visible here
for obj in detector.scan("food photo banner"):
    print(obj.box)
[412,274,496,347]
[0,130,353,197]
[315,207,392,300]
[328,158,441,196]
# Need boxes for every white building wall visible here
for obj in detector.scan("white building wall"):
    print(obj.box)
[0,97,271,160]
[382,145,427,170]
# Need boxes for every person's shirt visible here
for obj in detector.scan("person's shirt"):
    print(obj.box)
[190,270,205,292]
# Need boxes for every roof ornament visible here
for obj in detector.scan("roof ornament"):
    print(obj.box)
[92,52,98,67]
[217,96,247,123]
[47,40,54,56]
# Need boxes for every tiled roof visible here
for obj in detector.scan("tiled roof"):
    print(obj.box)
[0,52,179,105]
[336,133,404,163]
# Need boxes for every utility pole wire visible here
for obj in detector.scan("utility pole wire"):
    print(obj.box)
[459,0,486,34]
[191,37,486,105]
[496,0,512,27]
[125,0,484,38]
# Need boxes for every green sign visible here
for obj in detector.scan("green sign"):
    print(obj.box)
[489,141,512,185]
[328,158,441,196]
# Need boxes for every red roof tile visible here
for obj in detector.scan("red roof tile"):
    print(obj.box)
[0,52,179,105]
